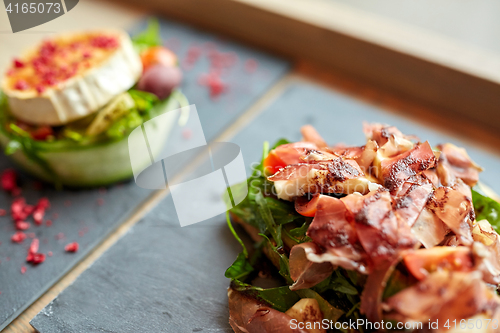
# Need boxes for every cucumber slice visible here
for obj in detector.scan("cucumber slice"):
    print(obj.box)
[0,95,181,187]
[86,92,136,136]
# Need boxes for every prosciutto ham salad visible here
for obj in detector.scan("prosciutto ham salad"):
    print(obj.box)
[225,123,500,332]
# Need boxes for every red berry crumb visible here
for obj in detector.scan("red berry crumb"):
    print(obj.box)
[29,238,39,254]
[1,169,18,193]
[65,242,79,253]
[30,253,46,264]
[13,59,25,68]
[11,231,26,243]
[14,80,29,90]
[15,221,30,230]
[21,266,27,274]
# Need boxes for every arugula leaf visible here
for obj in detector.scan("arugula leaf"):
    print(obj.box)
[226,212,248,257]
[253,141,269,177]
[231,280,300,312]
[253,139,290,177]
[225,253,253,280]
[131,19,162,53]
[289,221,309,238]
[383,269,415,299]
[255,191,283,247]
[265,197,302,225]
[271,138,291,150]
[330,277,358,295]
[472,188,500,230]
[260,234,292,284]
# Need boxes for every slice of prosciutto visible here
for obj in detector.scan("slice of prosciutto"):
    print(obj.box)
[268,159,379,201]
[228,288,309,333]
[342,190,417,266]
[393,180,433,228]
[380,141,436,192]
[288,243,334,291]
[301,125,328,148]
[383,271,500,325]
[437,143,483,187]
[472,220,500,285]
[264,142,320,175]
[411,207,448,248]
[428,187,474,243]
[363,123,414,158]
[306,195,369,273]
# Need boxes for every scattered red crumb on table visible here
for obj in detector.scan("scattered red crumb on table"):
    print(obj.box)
[1,169,19,193]
[11,231,26,243]
[65,242,79,253]
[21,266,26,274]
[198,72,227,99]
[15,221,30,230]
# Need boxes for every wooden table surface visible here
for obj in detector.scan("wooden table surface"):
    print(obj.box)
[1,1,500,332]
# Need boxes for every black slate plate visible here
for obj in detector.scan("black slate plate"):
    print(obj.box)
[0,16,289,331]
[31,81,500,332]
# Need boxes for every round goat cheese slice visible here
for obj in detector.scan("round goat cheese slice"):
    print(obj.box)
[1,30,142,126]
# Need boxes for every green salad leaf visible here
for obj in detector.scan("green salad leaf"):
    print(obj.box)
[106,110,143,139]
[383,269,415,300]
[231,280,300,313]
[472,188,500,230]
[255,191,283,247]
[225,253,254,281]
[284,220,313,244]
[128,89,159,114]
[131,19,162,53]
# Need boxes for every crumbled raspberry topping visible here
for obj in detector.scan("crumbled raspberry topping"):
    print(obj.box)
[13,59,25,68]
[8,33,120,94]
[91,35,119,49]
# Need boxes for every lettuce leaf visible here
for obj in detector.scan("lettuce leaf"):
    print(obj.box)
[472,188,500,230]
[131,19,162,53]
[255,191,283,247]
[231,280,300,313]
